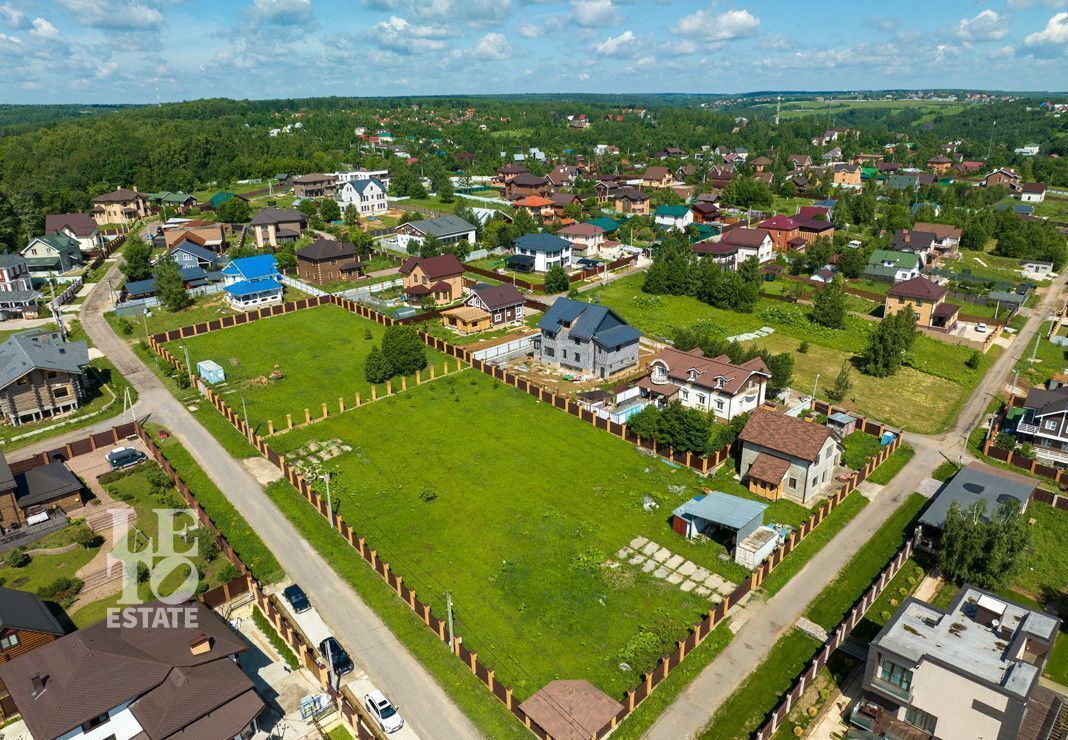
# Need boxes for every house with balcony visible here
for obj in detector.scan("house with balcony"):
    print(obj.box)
[221,254,283,309]
[44,213,102,254]
[535,297,640,379]
[885,276,959,331]
[639,347,769,421]
[0,255,40,318]
[0,330,90,427]
[400,253,465,305]
[855,587,1059,740]
[250,207,307,249]
[291,172,338,198]
[1014,385,1068,467]
[90,187,150,226]
[556,222,606,258]
[510,233,573,273]
[21,233,84,276]
[336,177,388,216]
[614,188,650,215]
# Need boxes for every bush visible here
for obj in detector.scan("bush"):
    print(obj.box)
[38,576,83,606]
[74,525,104,549]
[218,562,242,582]
[798,340,809,354]
[117,317,134,336]
[5,548,29,568]
[965,351,981,369]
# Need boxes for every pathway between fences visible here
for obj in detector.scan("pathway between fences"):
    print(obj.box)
[146,294,906,739]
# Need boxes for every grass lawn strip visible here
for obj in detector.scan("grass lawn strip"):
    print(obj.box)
[253,605,300,670]
[866,445,915,486]
[165,304,453,432]
[699,629,820,740]
[803,493,927,630]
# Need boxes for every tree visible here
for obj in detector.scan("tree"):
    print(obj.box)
[121,240,153,282]
[859,306,918,377]
[380,325,427,377]
[216,196,251,224]
[350,228,374,256]
[827,362,853,402]
[544,264,569,293]
[643,230,693,296]
[343,204,360,227]
[319,198,341,222]
[364,345,391,384]
[154,255,191,312]
[721,177,773,209]
[297,199,319,219]
[275,240,297,271]
[418,233,441,258]
[938,499,1029,590]
[811,278,847,329]
[836,244,868,279]
[656,401,712,456]
[510,208,537,238]
[628,405,660,442]
[435,173,455,203]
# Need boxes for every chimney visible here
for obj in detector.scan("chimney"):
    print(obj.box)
[30,673,47,699]
[189,633,213,656]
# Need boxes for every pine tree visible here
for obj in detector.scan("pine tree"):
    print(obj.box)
[544,264,569,293]
[364,345,391,384]
[154,255,191,312]
[812,278,847,329]
[827,362,853,402]
[380,325,427,377]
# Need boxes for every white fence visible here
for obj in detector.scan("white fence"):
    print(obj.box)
[280,273,326,297]
[470,335,535,363]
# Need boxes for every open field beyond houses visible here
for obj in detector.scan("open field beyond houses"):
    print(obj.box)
[268,371,754,701]
[165,305,452,431]
[589,274,999,433]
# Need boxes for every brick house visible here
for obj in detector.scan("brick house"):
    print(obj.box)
[296,239,365,286]
[738,410,842,504]
[250,207,308,249]
[641,166,674,189]
[640,347,769,421]
[757,215,800,252]
[291,172,338,198]
[557,222,606,257]
[90,187,150,226]
[505,173,552,200]
[0,330,89,427]
[926,155,952,175]
[614,188,650,215]
[885,276,959,330]
[400,253,465,305]
[982,168,1021,191]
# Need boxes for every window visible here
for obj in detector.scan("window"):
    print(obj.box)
[81,713,110,733]
[810,476,817,488]
[788,477,797,489]
[904,706,937,733]
[879,660,913,692]
[52,386,69,399]
[45,370,57,379]
[561,350,567,359]
[715,400,724,410]
[0,633,19,650]
[574,354,581,363]
[544,347,554,358]
[1046,420,1057,430]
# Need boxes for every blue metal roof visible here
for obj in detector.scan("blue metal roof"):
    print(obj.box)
[124,278,156,295]
[514,232,572,253]
[672,491,767,531]
[222,254,279,280]
[225,280,282,297]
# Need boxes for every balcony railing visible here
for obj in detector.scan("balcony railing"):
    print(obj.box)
[871,676,913,702]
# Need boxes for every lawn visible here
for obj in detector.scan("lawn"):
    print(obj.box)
[267,371,747,700]
[803,493,927,630]
[165,304,452,433]
[954,251,1038,285]
[852,557,926,643]
[1014,335,1067,389]
[699,629,820,740]
[841,432,882,469]
[467,256,546,286]
[588,274,998,433]
[1032,196,1068,223]
[866,444,915,485]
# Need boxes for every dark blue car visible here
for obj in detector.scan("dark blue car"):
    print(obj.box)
[320,636,354,677]
[283,584,311,613]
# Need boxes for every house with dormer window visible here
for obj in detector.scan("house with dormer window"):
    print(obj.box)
[638,348,769,421]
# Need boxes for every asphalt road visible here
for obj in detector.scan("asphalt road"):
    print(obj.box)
[645,271,1068,739]
[74,261,481,739]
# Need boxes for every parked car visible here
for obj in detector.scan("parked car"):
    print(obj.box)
[364,690,404,734]
[319,636,354,677]
[105,446,146,470]
[282,583,310,613]
[976,322,988,334]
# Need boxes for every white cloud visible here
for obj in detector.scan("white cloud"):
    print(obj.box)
[571,0,620,28]
[1007,0,1067,8]
[517,16,561,38]
[473,32,511,60]
[1025,12,1068,45]
[867,16,898,32]
[29,18,60,40]
[372,15,451,55]
[595,29,641,57]
[55,0,164,30]
[991,44,1015,58]
[674,8,760,42]
[955,10,1008,42]
[249,0,313,25]
[0,4,25,28]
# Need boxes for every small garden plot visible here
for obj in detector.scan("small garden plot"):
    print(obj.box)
[268,372,754,700]
[165,304,452,431]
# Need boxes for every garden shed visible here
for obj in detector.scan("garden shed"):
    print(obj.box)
[671,491,767,544]
[197,359,226,384]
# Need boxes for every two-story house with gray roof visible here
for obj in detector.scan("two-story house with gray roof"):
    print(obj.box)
[0,330,90,426]
[20,233,84,276]
[535,297,640,379]
[394,214,477,253]
[1011,385,1068,466]
[856,587,1059,740]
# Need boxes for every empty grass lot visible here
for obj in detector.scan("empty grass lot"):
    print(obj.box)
[268,371,749,700]
[589,274,998,433]
[166,304,451,431]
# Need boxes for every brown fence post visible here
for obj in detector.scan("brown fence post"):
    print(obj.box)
[286,413,293,430]
[321,402,328,419]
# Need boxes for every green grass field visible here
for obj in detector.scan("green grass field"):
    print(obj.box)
[267,371,745,700]
[588,275,996,433]
[165,305,451,432]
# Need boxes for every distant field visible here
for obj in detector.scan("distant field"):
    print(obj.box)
[747,98,966,121]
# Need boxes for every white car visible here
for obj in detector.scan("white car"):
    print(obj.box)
[365,690,404,733]
[976,323,988,334]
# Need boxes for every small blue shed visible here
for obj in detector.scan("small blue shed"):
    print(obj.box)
[671,491,767,543]
[197,359,226,384]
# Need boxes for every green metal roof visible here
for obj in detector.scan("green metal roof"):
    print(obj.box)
[866,249,919,269]
[655,205,691,218]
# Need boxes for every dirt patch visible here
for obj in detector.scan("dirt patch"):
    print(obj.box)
[242,456,285,485]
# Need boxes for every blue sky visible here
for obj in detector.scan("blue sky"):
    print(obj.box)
[0,0,1065,103]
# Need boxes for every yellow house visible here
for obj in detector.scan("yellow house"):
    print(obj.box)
[884,276,959,330]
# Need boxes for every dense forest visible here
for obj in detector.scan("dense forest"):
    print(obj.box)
[0,94,1065,251]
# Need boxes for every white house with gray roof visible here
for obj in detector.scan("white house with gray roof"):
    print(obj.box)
[394,214,476,252]
[858,586,1059,740]
[336,177,388,216]
[535,297,640,379]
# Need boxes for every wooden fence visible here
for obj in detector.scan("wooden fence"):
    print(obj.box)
[462,253,639,294]
[753,540,915,739]
[146,294,906,739]
[983,414,1068,501]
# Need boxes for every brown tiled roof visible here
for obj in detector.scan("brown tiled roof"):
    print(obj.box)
[0,601,254,740]
[297,238,357,261]
[649,347,769,395]
[292,172,334,183]
[45,212,96,237]
[642,166,671,181]
[519,680,623,740]
[721,228,770,248]
[888,275,947,302]
[469,282,524,310]
[738,409,833,462]
[558,222,604,237]
[747,452,791,485]
[618,187,649,201]
[92,188,143,203]
[1021,182,1047,194]
[400,253,464,280]
[511,173,550,187]
[796,218,834,232]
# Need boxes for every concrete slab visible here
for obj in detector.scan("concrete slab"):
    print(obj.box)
[917,477,942,498]
[630,536,649,549]
[642,541,660,556]
[616,547,631,559]
[677,561,697,577]
[666,572,684,585]
[653,566,670,579]
[664,554,685,570]
[692,566,710,582]
[680,580,696,593]
[641,560,656,573]
[652,547,671,563]
[628,553,647,565]
[694,586,712,597]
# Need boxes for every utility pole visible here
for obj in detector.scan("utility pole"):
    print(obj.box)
[241,395,250,439]
[811,373,820,410]
[775,95,782,127]
[1031,320,1045,362]
[446,591,455,653]
[323,638,335,691]
[181,344,191,374]
[324,472,332,518]
[141,308,149,338]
